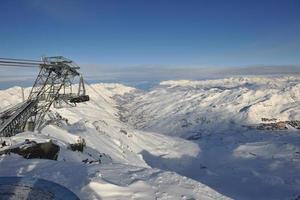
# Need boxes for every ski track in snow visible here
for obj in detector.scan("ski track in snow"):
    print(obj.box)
[0,76,300,199]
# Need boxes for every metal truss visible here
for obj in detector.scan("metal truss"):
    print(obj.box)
[0,56,89,137]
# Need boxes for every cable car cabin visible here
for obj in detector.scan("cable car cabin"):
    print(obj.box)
[68,74,89,103]
[69,95,90,103]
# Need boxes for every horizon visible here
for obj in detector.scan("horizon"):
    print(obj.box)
[1,64,300,90]
[1,0,300,89]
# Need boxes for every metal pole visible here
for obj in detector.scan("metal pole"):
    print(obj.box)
[21,87,25,102]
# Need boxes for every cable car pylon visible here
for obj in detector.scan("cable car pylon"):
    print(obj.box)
[0,56,89,137]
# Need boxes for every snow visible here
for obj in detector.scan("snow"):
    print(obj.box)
[118,76,300,199]
[122,76,300,137]
[0,82,229,200]
[1,75,300,199]
[0,176,79,199]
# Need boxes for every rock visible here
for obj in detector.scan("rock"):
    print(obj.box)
[0,140,60,160]
[257,120,300,130]
[68,137,86,152]
[257,122,287,130]
[261,118,277,122]
[120,129,127,135]
[287,120,300,129]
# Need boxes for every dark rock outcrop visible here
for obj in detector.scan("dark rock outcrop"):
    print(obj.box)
[0,140,60,160]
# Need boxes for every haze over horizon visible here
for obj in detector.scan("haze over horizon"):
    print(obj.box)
[0,0,300,88]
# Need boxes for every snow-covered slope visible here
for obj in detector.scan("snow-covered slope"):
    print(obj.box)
[117,76,300,200]
[0,83,229,200]
[120,76,300,138]
[1,76,300,200]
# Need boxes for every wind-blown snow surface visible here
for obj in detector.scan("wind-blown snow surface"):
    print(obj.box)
[1,76,300,199]
[118,76,300,200]
[0,83,228,200]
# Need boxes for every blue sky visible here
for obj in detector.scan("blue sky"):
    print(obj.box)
[0,0,300,72]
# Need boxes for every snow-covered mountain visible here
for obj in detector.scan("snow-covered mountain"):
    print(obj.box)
[120,76,300,138]
[1,76,300,200]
